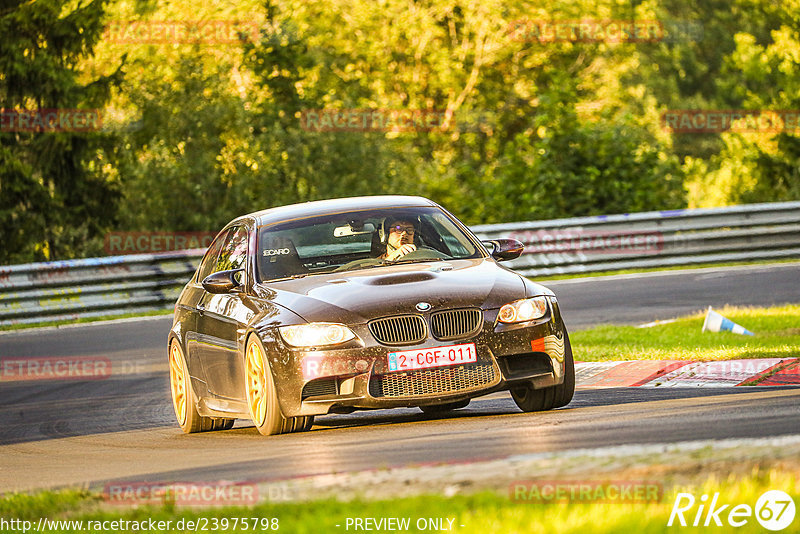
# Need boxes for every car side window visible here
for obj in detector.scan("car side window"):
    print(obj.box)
[196,229,231,282]
[214,226,249,273]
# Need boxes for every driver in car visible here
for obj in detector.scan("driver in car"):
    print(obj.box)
[380,218,417,261]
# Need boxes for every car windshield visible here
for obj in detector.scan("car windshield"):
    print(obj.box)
[256,206,484,282]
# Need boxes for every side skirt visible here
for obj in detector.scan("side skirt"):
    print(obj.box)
[197,396,249,419]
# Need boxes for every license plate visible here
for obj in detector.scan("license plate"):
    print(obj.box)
[387,343,477,372]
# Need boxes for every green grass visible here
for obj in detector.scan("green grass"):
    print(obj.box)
[1,470,797,533]
[532,258,800,281]
[571,304,800,361]
[0,309,173,332]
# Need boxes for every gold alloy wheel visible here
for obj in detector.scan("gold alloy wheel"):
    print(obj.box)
[244,336,313,435]
[169,342,187,425]
[245,340,267,426]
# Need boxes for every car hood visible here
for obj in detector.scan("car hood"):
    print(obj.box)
[255,258,552,324]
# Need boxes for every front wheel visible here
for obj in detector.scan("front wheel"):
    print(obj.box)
[511,331,575,412]
[244,335,313,436]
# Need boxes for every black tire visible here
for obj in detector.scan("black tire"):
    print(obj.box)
[286,415,315,433]
[244,335,312,436]
[419,399,470,413]
[213,418,236,431]
[552,332,575,408]
[510,381,556,412]
[510,330,575,412]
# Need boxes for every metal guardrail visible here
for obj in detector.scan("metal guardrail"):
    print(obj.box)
[473,201,800,277]
[0,251,204,326]
[1,201,799,326]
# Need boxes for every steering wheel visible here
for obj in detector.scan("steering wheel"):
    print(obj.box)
[333,257,384,272]
[388,246,449,262]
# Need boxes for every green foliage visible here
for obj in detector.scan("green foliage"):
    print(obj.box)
[740,134,800,202]
[479,87,684,222]
[0,0,123,263]
[4,0,800,262]
[113,56,250,231]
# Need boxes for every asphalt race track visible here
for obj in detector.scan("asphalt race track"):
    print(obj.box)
[1,262,799,493]
[548,262,800,329]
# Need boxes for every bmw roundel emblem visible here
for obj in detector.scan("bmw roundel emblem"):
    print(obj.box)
[415,302,432,312]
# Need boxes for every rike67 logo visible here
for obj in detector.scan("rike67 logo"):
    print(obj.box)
[668,490,795,531]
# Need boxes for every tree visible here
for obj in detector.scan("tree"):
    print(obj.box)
[484,86,685,221]
[0,0,122,263]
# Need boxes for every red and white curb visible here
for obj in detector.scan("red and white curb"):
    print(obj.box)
[576,358,800,387]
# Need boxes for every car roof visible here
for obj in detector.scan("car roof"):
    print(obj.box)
[237,196,440,228]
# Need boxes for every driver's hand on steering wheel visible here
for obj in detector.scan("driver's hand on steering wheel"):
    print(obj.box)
[385,243,416,261]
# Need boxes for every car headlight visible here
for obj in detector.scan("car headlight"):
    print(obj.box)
[497,296,549,324]
[279,323,357,347]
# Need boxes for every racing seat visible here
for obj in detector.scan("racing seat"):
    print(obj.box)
[370,230,386,258]
[259,236,307,280]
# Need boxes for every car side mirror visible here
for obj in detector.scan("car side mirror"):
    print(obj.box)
[202,269,244,294]
[483,239,524,261]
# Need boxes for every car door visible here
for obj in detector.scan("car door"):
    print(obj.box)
[194,225,252,400]
[183,228,232,390]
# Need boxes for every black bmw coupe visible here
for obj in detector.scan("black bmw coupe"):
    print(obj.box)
[168,196,574,435]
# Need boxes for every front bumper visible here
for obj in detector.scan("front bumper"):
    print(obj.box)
[266,297,568,417]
